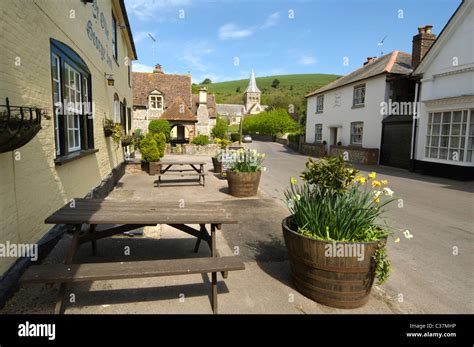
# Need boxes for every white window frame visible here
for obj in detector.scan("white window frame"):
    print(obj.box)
[149,94,163,110]
[64,63,82,152]
[114,95,120,123]
[351,121,363,145]
[353,84,365,106]
[314,124,322,143]
[425,109,473,163]
[316,95,324,113]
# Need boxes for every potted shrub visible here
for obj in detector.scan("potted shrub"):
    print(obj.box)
[139,132,166,175]
[121,134,133,147]
[212,138,231,173]
[282,156,408,309]
[226,149,265,197]
[103,118,115,137]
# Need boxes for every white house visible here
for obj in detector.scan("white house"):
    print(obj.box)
[412,0,474,180]
[305,52,414,165]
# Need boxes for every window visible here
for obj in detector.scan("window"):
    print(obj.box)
[112,13,117,61]
[353,85,365,106]
[50,39,94,158]
[314,124,322,143]
[351,122,363,145]
[149,94,163,110]
[425,110,473,162]
[316,95,324,113]
[114,93,120,123]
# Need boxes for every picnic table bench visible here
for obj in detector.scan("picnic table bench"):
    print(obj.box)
[156,160,206,187]
[20,198,244,314]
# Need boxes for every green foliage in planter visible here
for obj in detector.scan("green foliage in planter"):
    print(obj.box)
[214,137,231,149]
[139,132,166,162]
[148,119,171,141]
[192,134,211,145]
[301,156,358,193]
[230,133,241,142]
[228,149,265,173]
[242,108,299,136]
[111,124,123,143]
[211,116,228,139]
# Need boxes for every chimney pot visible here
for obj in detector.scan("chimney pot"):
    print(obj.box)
[412,25,437,70]
[153,64,163,74]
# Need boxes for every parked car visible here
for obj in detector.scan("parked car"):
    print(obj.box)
[242,135,252,143]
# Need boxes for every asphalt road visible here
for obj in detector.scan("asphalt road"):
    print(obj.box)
[248,140,474,313]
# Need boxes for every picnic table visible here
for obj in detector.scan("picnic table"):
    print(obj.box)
[21,198,244,314]
[157,160,206,187]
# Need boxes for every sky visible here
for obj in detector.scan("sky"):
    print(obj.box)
[125,0,461,83]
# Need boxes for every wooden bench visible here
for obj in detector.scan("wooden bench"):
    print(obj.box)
[24,199,241,314]
[21,256,245,314]
[156,160,206,187]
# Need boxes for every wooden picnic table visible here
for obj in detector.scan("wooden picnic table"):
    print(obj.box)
[156,160,206,187]
[21,198,244,314]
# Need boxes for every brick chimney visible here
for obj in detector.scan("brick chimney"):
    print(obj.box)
[199,87,207,104]
[412,25,437,70]
[153,64,163,74]
[364,57,377,66]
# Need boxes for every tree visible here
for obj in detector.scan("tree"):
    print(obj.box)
[148,119,171,142]
[211,116,229,139]
[242,109,299,136]
[201,78,212,85]
[271,79,280,88]
[236,86,241,93]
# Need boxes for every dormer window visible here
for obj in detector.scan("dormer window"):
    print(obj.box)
[149,91,163,110]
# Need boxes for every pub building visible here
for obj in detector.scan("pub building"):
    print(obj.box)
[0,0,137,305]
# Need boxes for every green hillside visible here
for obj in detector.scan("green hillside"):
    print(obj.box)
[195,73,340,106]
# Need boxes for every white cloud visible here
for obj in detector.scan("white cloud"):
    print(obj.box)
[262,12,280,29]
[125,0,191,21]
[178,40,214,72]
[132,62,154,72]
[218,23,253,40]
[298,55,317,66]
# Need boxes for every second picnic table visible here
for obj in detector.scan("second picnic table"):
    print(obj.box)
[156,159,206,187]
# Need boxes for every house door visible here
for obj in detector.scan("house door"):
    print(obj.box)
[380,115,413,169]
[177,125,185,141]
[328,127,339,153]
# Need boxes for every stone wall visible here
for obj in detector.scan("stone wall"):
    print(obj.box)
[330,146,379,165]
[183,144,219,156]
[301,143,326,158]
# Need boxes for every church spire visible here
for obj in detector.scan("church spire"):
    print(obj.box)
[245,69,260,93]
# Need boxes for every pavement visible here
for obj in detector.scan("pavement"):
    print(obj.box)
[2,146,472,314]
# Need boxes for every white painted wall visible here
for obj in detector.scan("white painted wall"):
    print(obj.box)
[415,2,474,167]
[306,75,389,153]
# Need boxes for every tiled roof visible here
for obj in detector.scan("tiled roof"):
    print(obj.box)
[306,51,413,97]
[191,94,218,118]
[133,72,192,107]
[160,96,197,122]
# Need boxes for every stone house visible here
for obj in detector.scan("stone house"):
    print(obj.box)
[0,0,136,304]
[132,65,216,142]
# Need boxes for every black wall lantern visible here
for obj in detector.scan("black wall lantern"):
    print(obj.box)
[105,74,115,86]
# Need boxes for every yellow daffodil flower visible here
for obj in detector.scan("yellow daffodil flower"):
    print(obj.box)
[381,179,388,185]
[372,180,381,188]
[394,237,400,243]
[290,177,298,185]
[368,172,377,179]
[355,176,366,184]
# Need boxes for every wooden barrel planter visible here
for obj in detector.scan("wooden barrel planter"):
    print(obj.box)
[282,216,382,309]
[212,157,222,173]
[227,171,261,197]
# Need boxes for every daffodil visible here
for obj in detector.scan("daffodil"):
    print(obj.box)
[355,176,366,184]
[383,187,394,196]
[372,180,381,188]
[381,179,388,185]
[373,197,380,204]
[368,172,377,179]
[394,237,400,243]
[290,177,298,185]
[403,230,413,239]
[294,194,301,201]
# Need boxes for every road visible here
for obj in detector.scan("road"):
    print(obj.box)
[248,140,474,313]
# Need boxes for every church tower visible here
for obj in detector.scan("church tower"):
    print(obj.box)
[244,69,262,114]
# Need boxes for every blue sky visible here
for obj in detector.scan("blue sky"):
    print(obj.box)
[125,0,461,83]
